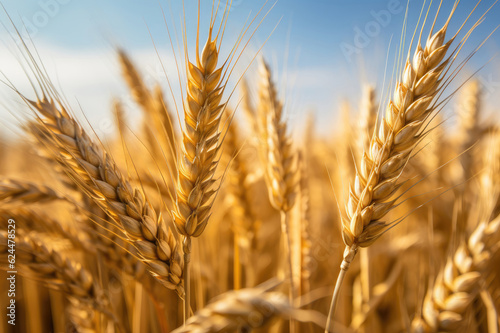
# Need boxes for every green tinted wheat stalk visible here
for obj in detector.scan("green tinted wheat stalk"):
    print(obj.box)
[325,4,466,331]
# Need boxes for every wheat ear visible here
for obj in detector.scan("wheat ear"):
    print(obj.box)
[412,214,500,332]
[112,99,127,140]
[455,79,481,184]
[259,58,298,213]
[171,282,324,333]
[0,231,117,325]
[173,23,228,320]
[23,95,184,294]
[257,56,299,332]
[325,6,460,331]
[0,178,64,204]
[0,208,86,252]
[356,85,378,161]
[117,49,177,172]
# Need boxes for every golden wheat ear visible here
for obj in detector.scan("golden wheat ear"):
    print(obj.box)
[413,129,500,332]
[0,230,120,327]
[326,1,496,330]
[117,49,177,175]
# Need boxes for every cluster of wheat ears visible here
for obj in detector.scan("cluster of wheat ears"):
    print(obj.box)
[0,0,499,332]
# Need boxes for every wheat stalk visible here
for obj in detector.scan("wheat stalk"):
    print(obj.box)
[299,152,313,298]
[325,5,462,331]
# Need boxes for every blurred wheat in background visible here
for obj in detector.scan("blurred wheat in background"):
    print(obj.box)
[0,0,500,332]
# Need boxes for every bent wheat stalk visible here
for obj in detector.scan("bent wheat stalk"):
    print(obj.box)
[325,3,466,331]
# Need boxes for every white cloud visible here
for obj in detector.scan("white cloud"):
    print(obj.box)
[0,41,183,138]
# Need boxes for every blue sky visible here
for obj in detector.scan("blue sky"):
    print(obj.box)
[0,0,499,136]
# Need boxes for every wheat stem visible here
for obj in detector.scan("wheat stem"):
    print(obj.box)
[280,210,296,333]
[325,245,358,332]
[234,230,241,290]
[183,236,192,324]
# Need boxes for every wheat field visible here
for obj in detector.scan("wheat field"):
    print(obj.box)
[0,0,500,332]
